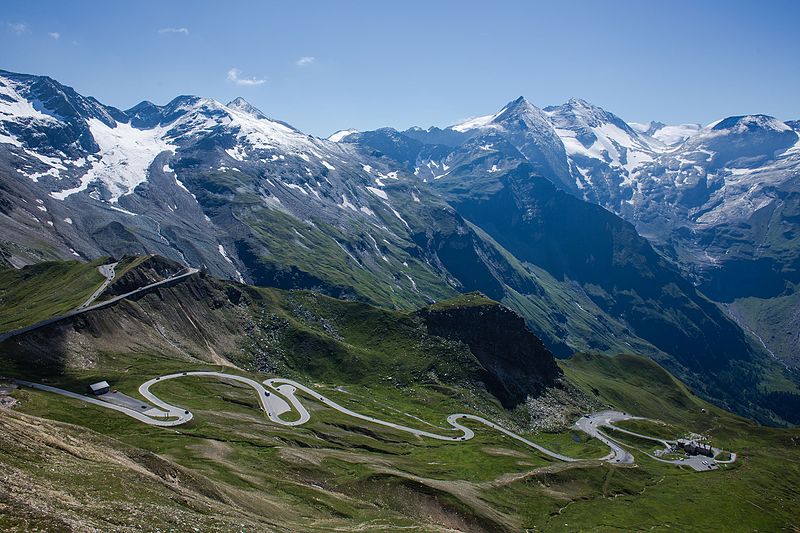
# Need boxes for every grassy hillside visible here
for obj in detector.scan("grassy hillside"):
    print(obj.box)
[5,350,800,531]
[1,262,799,530]
[559,352,712,424]
[0,258,107,332]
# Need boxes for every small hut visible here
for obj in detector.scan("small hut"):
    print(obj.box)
[88,381,110,395]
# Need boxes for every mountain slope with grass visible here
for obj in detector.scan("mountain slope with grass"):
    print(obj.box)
[1,264,798,531]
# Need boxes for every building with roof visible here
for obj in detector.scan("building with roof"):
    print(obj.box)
[88,381,110,395]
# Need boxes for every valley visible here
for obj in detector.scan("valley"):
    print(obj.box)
[0,254,796,531]
[0,46,798,531]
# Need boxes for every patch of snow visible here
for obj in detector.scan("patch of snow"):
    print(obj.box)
[51,119,174,202]
[652,124,701,146]
[106,204,137,216]
[366,186,388,200]
[226,145,247,161]
[451,113,500,132]
[389,206,410,229]
[26,167,61,182]
[339,194,357,212]
[0,130,22,147]
[218,244,234,264]
[283,182,308,195]
[0,76,57,121]
[321,160,336,171]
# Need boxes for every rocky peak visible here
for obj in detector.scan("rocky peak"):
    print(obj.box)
[226,97,267,120]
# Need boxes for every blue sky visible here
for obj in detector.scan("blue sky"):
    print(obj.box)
[1,1,798,136]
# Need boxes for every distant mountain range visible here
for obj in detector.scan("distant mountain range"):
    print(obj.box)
[1,68,798,423]
[339,96,800,375]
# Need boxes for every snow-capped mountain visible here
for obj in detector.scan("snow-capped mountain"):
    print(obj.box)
[0,68,460,299]
[0,68,791,421]
[343,96,800,367]
[346,96,799,265]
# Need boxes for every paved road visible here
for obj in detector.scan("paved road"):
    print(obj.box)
[78,262,118,309]
[12,379,190,426]
[11,371,610,463]
[575,411,637,464]
[0,267,199,343]
[268,378,577,461]
[9,371,736,469]
[577,412,736,471]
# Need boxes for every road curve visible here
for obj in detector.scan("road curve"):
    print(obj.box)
[13,379,191,427]
[78,262,117,309]
[575,411,636,464]
[267,378,578,462]
[11,371,620,464]
[578,412,737,470]
[10,371,732,468]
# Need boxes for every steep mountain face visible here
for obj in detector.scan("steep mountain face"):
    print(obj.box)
[421,160,773,415]
[344,97,800,369]
[390,97,575,192]
[417,294,561,407]
[543,98,656,208]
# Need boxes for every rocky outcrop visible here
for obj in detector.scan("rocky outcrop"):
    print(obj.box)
[417,294,562,408]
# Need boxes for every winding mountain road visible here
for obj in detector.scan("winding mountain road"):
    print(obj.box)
[7,370,710,466]
[78,262,118,309]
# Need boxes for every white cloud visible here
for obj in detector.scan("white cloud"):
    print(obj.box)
[296,56,315,67]
[8,23,28,35]
[48,32,60,40]
[158,27,189,35]
[226,68,266,87]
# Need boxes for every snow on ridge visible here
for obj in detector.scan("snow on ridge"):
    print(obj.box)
[52,118,174,202]
[366,186,388,200]
[0,76,57,122]
[652,124,701,146]
[451,113,497,132]
[338,194,357,212]
[328,129,358,142]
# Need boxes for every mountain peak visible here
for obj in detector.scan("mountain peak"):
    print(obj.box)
[711,114,792,134]
[566,97,592,108]
[493,96,552,129]
[502,96,532,113]
[226,97,267,119]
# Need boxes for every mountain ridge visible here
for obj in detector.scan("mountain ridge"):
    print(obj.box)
[0,68,797,423]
